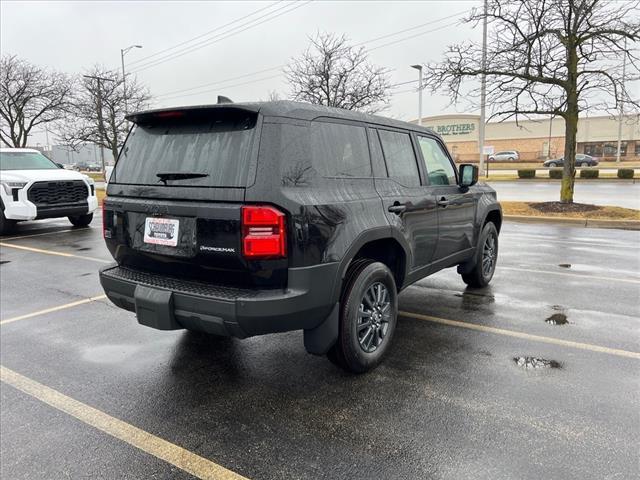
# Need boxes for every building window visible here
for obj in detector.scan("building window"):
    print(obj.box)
[634,142,640,156]
[582,142,627,157]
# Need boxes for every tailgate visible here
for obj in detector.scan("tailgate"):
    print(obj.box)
[103,197,288,289]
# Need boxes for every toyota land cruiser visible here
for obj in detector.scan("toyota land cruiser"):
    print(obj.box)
[99,101,501,373]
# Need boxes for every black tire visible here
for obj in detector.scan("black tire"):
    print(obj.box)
[488,157,495,162]
[549,162,557,167]
[580,162,589,167]
[0,207,17,236]
[508,157,515,161]
[461,222,499,288]
[68,213,93,227]
[327,260,398,373]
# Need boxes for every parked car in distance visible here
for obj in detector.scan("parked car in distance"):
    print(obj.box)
[99,101,502,373]
[74,162,102,172]
[0,148,98,234]
[488,151,519,162]
[544,154,599,167]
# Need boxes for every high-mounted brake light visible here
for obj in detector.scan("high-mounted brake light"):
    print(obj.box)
[241,205,286,259]
[154,111,185,119]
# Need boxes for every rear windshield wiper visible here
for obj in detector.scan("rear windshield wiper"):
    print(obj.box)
[156,172,209,185]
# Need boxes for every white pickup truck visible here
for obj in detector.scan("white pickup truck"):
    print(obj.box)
[0,148,98,235]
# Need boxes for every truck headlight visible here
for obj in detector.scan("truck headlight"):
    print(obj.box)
[1,182,27,195]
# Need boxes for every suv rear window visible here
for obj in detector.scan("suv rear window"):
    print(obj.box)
[112,110,256,187]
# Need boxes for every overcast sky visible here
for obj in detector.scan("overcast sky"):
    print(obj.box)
[2,0,486,144]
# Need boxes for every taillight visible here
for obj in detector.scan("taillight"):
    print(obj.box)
[241,205,286,259]
[102,201,106,239]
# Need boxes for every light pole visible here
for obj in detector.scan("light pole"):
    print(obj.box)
[615,37,627,164]
[411,64,423,126]
[121,45,142,115]
[478,0,488,175]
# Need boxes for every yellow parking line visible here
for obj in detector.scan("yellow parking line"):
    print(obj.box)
[399,311,640,360]
[0,242,110,264]
[498,266,640,284]
[0,295,107,326]
[0,366,248,480]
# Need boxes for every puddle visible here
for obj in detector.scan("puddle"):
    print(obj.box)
[0,261,10,265]
[79,272,93,277]
[514,356,561,369]
[76,247,91,251]
[545,313,569,325]
[558,264,571,268]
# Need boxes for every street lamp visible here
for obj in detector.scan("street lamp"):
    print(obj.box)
[411,64,423,126]
[121,44,142,115]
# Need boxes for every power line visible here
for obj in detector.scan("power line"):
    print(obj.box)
[158,74,283,103]
[355,10,468,48]
[127,1,284,67]
[155,65,285,98]
[149,11,468,102]
[130,1,312,74]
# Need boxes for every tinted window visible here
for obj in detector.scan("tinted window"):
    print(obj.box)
[417,136,456,185]
[310,122,370,177]
[378,130,420,187]
[0,151,58,170]
[112,112,256,187]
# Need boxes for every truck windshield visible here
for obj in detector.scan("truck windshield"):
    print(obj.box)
[112,111,256,187]
[0,151,59,170]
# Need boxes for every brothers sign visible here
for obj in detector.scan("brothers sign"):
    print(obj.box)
[427,123,476,136]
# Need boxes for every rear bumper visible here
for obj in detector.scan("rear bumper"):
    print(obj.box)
[99,263,339,338]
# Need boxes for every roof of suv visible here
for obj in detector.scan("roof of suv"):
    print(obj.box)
[127,100,439,137]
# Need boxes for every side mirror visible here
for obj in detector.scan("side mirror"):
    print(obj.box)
[459,164,478,188]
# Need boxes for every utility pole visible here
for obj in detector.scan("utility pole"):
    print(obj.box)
[120,45,142,116]
[411,64,424,126]
[83,74,114,173]
[478,0,488,175]
[616,37,627,164]
[547,115,554,159]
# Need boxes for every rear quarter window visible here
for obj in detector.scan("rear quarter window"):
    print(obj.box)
[309,121,371,178]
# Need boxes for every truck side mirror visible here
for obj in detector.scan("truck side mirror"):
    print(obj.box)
[459,164,478,188]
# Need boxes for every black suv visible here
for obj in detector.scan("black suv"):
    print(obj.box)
[99,101,501,372]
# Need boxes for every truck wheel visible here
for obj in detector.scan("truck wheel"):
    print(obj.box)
[327,260,398,373]
[461,222,499,288]
[68,213,94,227]
[0,207,17,236]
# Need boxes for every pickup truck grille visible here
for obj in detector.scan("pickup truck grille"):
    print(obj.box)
[28,180,88,206]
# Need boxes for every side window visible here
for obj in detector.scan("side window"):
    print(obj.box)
[417,136,457,186]
[310,121,371,177]
[377,129,420,187]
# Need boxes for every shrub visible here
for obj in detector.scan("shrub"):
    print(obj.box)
[518,169,536,179]
[580,169,599,179]
[617,168,635,179]
[549,168,563,179]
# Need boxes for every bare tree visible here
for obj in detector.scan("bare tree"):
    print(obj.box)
[0,55,73,148]
[285,32,391,114]
[425,0,640,203]
[60,66,151,162]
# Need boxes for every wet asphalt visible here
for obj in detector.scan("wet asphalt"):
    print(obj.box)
[1,215,639,480]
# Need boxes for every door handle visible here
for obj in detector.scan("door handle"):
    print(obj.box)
[437,197,450,207]
[388,203,407,215]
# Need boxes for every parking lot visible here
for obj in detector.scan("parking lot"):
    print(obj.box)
[1,214,639,480]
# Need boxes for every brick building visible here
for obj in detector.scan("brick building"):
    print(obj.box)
[412,113,640,162]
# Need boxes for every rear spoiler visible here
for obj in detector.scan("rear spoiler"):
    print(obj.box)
[126,103,260,124]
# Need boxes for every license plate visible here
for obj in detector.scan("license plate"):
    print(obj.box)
[144,217,179,247]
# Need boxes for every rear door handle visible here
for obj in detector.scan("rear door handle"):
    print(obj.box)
[388,203,407,215]
[437,197,450,207]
